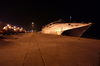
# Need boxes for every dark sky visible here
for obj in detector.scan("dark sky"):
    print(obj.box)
[0,1,99,31]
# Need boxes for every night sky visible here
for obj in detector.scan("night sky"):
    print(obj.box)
[0,1,100,37]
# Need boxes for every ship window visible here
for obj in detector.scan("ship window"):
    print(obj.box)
[69,23,71,25]
[49,24,52,26]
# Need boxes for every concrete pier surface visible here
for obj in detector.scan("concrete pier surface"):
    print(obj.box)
[0,33,100,66]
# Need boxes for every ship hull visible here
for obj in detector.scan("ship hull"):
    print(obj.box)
[42,24,91,37]
[61,24,91,37]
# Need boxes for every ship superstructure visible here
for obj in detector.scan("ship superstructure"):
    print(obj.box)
[42,19,92,37]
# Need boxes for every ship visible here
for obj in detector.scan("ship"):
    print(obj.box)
[42,19,92,37]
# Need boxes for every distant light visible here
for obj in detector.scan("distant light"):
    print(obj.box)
[32,30,33,32]
[70,16,72,18]
[17,27,19,29]
[21,27,23,29]
[9,26,11,29]
[7,24,10,26]
[32,22,34,24]
[14,29,16,31]
[14,26,16,28]
[3,27,6,29]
